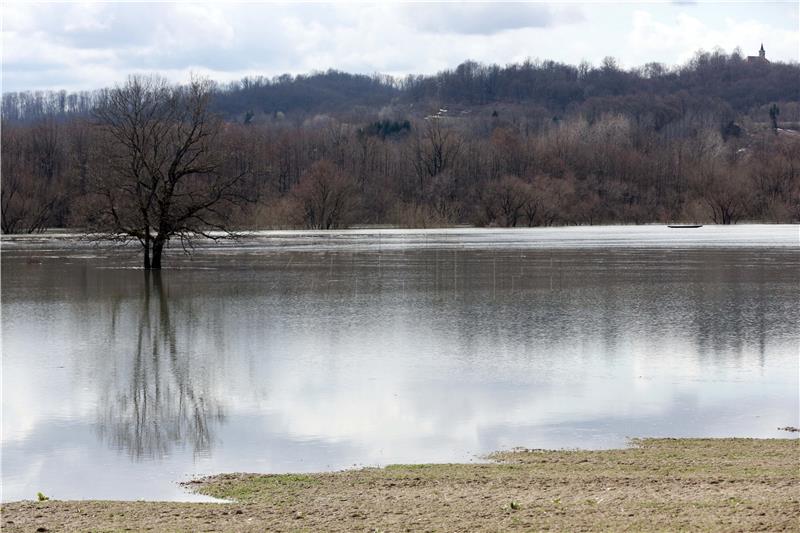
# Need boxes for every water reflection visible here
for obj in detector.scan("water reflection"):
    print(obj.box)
[1,226,798,501]
[98,272,225,460]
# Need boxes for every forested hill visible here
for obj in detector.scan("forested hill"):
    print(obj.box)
[3,49,799,123]
[2,49,800,234]
[215,53,799,121]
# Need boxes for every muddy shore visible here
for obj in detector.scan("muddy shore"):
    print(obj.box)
[3,438,798,532]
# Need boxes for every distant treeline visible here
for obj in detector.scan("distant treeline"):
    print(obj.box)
[2,49,799,233]
[4,49,799,122]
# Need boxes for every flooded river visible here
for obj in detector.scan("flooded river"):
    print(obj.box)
[2,225,798,501]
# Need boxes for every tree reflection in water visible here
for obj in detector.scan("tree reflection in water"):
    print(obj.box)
[97,271,225,460]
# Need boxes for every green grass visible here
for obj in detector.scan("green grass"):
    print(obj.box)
[199,473,319,502]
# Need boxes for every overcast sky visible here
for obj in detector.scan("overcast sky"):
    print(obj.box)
[2,1,798,92]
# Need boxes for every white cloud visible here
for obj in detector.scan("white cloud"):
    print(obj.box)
[1,2,797,92]
[629,9,800,65]
[402,3,582,35]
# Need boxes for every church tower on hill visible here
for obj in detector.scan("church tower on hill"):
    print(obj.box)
[747,44,769,64]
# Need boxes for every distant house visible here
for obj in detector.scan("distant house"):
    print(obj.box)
[747,44,769,64]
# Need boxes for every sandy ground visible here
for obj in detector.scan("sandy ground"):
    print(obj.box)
[3,438,798,532]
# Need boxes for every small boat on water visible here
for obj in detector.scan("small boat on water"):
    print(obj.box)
[667,225,703,228]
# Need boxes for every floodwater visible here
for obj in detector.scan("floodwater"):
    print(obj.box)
[2,225,798,501]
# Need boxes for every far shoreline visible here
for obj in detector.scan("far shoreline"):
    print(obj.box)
[2,220,800,235]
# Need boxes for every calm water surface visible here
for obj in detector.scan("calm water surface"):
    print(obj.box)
[2,225,799,501]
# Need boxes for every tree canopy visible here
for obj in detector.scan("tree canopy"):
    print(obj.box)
[86,75,252,268]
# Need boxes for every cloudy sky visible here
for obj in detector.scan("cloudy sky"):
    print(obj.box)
[2,1,798,92]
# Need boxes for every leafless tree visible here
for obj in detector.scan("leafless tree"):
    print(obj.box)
[290,160,357,229]
[411,119,462,194]
[479,175,532,227]
[90,74,251,269]
[0,123,63,234]
[693,165,751,225]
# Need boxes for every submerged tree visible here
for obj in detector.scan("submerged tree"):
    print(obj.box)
[479,175,532,227]
[290,160,357,229]
[1,120,67,234]
[90,75,250,269]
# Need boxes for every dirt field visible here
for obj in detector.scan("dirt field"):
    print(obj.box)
[3,438,798,532]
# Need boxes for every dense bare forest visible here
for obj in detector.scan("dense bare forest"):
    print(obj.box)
[3,48,799,234]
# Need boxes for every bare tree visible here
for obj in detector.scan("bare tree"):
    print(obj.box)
[410,119,462,194]
[479,175,532,227]
[290,160,357,229]
[531,174,574,226]
[90,74,250,269]
[1,122,63,234]
[0,168,58,234]
[693,165,750,224]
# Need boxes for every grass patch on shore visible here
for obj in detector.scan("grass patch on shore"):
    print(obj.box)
[3,438,798,532]
[197,473,319,503]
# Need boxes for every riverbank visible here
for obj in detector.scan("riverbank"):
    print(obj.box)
[3,438,798,532]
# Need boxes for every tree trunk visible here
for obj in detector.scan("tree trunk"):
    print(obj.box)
[151,239,165,270]
[143,236,151,270]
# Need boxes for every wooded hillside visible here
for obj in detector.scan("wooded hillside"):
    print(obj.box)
[3,49,799,232]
